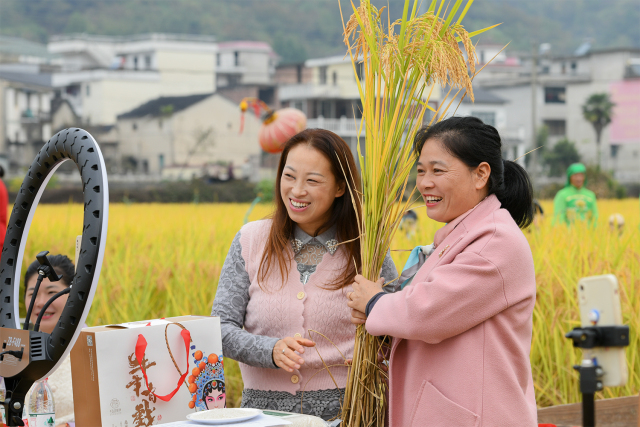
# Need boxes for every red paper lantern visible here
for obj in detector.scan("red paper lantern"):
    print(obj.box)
[258,108,307,154]
[239,99,307,154]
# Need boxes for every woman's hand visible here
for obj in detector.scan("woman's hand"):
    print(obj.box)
[347,275,385,314]
[350,308,367,325]
[273,337,316,372]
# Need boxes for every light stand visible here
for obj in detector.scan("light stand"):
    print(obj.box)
[565,325,630,427]
[0,129,109,426]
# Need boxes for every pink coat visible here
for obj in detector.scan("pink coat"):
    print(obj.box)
[366,195,537,427]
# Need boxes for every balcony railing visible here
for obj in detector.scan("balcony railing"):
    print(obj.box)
[307,115,435,137]
[307,117,363,137]
[279,84,342,100]
[20,110,51,123]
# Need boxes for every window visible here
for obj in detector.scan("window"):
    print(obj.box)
[610,145,620,158]
[472,111,496,127]
[258,87,275,105]
[318,100,332,118]
[86,84,90,97]
[336,100,349,118]
[319,66,328,84]
[132,123,138,131]
[480,51,485,64]
[355,63,364,81]
[543,119,566,136]
[134,56,139,70]
[159,154,165,170]
[354,100,363,119]
[544,87,566,104]
[234,52,239,67]
[145,55,152,69]
[216,54,221,67]
[296,65,302,83]
[332,71,338,86]
[571,62,577,71]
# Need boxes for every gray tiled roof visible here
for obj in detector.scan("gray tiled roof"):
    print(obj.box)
[0,36,57,60]
[117,93,213,119]
[0,71,53,88]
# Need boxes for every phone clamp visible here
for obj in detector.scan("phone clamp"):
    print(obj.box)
[564,325,630,427]
[566,325,630,349]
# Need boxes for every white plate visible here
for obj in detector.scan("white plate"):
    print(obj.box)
[186,408,262,425]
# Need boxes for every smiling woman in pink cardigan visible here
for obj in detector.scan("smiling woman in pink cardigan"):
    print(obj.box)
[212,129,397,420]
[349,116,538,427]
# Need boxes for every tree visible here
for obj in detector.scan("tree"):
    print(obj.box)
[582,92,615,169]
[543,138,581,177]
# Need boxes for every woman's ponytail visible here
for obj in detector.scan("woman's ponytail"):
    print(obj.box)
[497,160,534,229]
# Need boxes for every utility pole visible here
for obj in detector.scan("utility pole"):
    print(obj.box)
[530,43,539,185]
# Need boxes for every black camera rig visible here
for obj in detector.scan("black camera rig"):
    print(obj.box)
[0,129,108,426]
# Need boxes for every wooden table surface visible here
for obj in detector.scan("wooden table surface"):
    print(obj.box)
[537,395,639,427]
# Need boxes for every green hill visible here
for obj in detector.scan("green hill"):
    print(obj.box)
[0,0,638,63]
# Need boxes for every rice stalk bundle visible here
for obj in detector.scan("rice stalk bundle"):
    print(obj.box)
[339,1,496,424]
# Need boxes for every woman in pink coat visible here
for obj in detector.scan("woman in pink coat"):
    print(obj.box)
[349,116,537,426]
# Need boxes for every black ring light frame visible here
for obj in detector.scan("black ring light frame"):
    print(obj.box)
[0,128,108,426]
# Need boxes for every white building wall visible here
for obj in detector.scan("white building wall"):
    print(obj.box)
[50,35,219,126]
[81,76,162,125]
[565,81,611,166]
[328,62,360,100]
[155,50,215,94]
[5,88,24,142]
[172,95,261,169]
[238,51,271,85]
[488,86,537,145]
[40,93,51,113]
[118,116,174,174]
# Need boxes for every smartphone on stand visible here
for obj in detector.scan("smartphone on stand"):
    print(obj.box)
[577,274,628,387]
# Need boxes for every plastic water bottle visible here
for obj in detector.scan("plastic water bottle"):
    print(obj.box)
[28,379,55,427]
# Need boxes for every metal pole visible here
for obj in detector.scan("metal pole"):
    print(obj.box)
[530,43,538,184]
[582,392,595,427]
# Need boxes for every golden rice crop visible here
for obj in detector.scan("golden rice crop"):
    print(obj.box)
[17,200,640,409]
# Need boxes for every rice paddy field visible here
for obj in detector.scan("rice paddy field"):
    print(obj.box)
[18,199,640,408]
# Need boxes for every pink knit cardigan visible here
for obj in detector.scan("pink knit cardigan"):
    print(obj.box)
[239,219,354,394]
[367,195,538,427]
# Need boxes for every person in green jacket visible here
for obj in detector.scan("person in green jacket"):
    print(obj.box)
[553,163,598,226]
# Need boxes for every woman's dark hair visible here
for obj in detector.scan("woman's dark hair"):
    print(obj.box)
[258,128,362,291]
[24,254,75,298]
[413,116,534,228]
[0,165,4,178]
[203,379,225,396]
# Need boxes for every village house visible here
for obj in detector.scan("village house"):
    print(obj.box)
[116,93,263,182]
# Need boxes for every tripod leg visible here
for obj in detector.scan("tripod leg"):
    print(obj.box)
[582,392,595,427]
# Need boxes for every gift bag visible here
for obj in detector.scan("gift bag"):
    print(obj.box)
[70,315,225,426]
